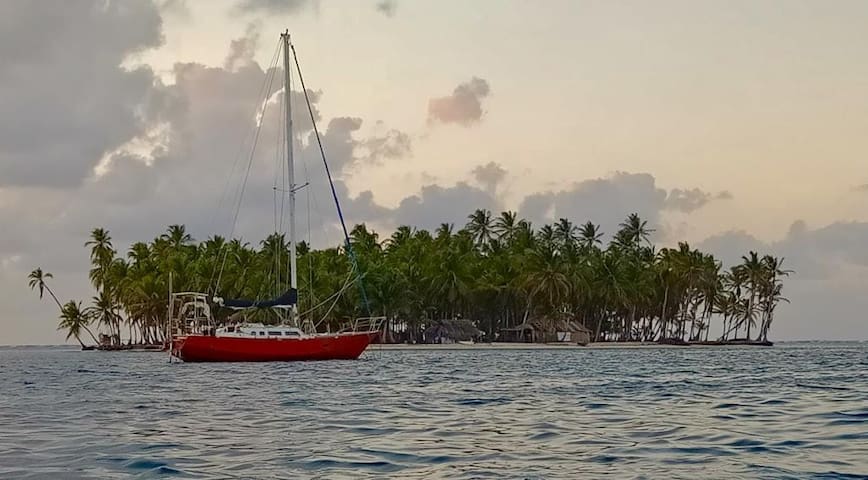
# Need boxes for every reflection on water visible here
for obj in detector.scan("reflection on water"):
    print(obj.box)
[1,343,866,479]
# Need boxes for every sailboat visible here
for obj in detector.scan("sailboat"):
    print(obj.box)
[169,32,384,362]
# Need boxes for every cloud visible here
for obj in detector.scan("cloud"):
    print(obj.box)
[518,172,668,238]
[427,77,491,126]
[472,161,507,195]
[375,0,397,17]
[392,182,498,231]
[360,125,412,164]
[0,20,421,344]
[518,173,735,239]
[224,23,261,71]
[158,0,191,19]
[233,0,314,14]
[664,187,732,213]
[0,0,168,188]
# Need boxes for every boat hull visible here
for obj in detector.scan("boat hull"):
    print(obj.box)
[171,332,377,362]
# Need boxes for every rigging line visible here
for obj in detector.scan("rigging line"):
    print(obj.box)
[297,272,356,320]
[306,148,314,319]
[210,39,282,294]
[216,46,281,294]
[313,272,357,329]
[291,43,372,316]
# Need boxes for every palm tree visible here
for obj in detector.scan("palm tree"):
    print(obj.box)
[85,290,122,345]
[757,255,792,341]
[28,268,62,310]
[163,224,193,248]
[85,228,115,292]
[617,213,654,248]
[738,251,765,340]
[466,209,494,249]
[58,301,87,348]
[578,222,604,251]
[59,210,790,347]
[58,301,98,347]
[493,211,519,241]
[553,218,578,250]
[522,244,570,316]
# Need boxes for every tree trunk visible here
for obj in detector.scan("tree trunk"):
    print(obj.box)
[704,311,711,342]
[45,285,63,311]
[659,285,669,340]
[746,292,755,339]
[594,304,607,342]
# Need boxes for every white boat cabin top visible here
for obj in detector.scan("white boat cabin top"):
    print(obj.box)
[216,323,307,339]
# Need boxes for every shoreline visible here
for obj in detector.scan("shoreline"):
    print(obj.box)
[369,341,774,350]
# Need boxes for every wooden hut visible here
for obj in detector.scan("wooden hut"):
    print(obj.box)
[424,318,483,344]
[499,315,591,345]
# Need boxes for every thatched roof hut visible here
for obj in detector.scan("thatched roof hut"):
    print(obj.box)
[499,315,591,345]
[424,318,483,344]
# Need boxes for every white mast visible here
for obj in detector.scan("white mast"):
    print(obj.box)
[281,31,298,324]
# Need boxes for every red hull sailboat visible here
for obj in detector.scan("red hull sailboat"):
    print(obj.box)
[169,32,384,362]
[172,331,378,362]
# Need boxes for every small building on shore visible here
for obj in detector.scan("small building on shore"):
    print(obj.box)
[424,318,483,344]
[499,316,591,345]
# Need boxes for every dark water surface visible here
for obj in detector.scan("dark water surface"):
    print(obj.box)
[1,343,866,479]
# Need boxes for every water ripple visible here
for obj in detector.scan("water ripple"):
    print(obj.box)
[1,343,867,479]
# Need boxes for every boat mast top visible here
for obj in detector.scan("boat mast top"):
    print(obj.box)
[281,31,298,324]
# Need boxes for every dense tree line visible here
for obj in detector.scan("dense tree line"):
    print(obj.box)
[29,210,790,346]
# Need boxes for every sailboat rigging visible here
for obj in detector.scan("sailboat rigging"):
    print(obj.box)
[168,31,384,362]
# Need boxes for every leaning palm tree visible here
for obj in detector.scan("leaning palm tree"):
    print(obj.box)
[28,267,62,310]
[58,301,97,348]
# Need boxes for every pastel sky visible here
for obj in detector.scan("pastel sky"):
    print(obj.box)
[2,0,868,344]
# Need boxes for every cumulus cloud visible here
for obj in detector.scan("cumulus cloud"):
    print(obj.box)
[233,0,314,14]
[664,188,733,213]
[518,173,735,238]
[360,125,412,164]
[392,183,498,231]
[224,23,261,71]
[375,0,397,17]
[427,77,491,126]
[0,0,168,188]
[0,17,417,343]
[519,172,668,239]
[158,0,190,18]
[472,161,507,195]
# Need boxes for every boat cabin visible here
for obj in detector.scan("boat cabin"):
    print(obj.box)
[216,324,306,339]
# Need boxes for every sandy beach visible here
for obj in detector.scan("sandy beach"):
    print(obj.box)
[369,342,721,350]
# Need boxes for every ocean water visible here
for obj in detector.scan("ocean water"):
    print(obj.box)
[1,343,866,479]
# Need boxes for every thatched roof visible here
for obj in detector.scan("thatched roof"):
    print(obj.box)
[504,316,590,333]
[425,318,483,341]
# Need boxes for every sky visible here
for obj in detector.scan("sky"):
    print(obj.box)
[2,0,868,344]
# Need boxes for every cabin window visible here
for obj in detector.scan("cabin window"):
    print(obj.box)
[259,331,265,336]
[268,331,282,336]
[285,331,300,337]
